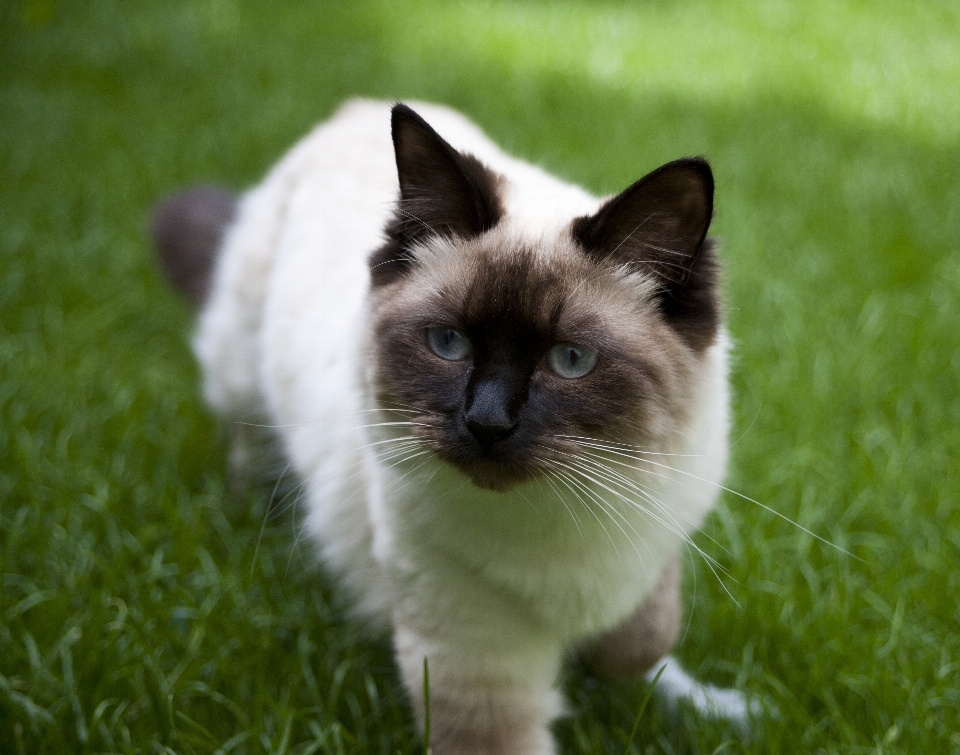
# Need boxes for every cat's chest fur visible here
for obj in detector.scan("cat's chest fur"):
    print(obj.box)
[192,97,730,754]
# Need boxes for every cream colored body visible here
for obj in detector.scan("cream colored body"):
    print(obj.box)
[194,99,731,753]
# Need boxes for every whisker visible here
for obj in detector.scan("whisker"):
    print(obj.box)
[250,459,295,578]
[575,440,857,560]
[577,453,734,560]
[297,437,426,500]
[557,434,707,458]
[551,461,650,558]
[572,456,734,579]
[551,468,621,557]
[565,458,739,604]
[531,457,584,535]
[577,455,695,527]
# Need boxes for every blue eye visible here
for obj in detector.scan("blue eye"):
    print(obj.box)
[546,342,598,379]
[426,325,472,361]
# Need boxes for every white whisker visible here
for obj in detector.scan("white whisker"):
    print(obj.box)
[570,456,738,599]
[249,460,296,578]
[531,457,584,535]
[565,436,854,559]
[552,468,621,557]
[552,461,650,558]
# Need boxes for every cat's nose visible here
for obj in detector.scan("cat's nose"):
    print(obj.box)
[465,415,515,447]
[464,379,516,447]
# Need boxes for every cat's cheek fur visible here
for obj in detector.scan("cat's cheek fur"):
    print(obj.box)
[190,98,733,754]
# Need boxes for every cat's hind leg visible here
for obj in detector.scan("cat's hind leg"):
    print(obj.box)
[579,556,681,681]
[580,557,758,725]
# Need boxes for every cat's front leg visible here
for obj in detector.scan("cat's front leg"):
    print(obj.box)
[393,620,563,755]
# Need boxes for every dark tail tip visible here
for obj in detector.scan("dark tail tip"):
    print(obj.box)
[151,185,238,308]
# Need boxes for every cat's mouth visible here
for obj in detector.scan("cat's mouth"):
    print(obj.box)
[396,408,547,491]
[438,435,544,492]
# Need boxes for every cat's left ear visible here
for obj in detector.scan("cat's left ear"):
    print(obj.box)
[370,103,504,286]
[572,158,720,350]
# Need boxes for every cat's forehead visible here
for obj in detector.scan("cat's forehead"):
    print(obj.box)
[403,229,661,338]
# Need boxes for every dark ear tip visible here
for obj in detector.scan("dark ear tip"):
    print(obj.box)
[391,102,430,135]
[391,101,412,119]
[661,157,714,192]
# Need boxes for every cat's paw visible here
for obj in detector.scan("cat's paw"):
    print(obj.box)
[645,656,763,726]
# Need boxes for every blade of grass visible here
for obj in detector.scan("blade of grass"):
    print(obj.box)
[624,663,666,755]
[423,656,431,755]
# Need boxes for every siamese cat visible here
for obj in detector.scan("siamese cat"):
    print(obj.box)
[153,99,750,754]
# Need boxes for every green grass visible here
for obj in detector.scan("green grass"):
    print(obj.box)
[2,0,959,752]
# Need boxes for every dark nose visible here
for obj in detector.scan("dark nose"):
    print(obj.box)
[465,415,515,447]
[464,379,516,447]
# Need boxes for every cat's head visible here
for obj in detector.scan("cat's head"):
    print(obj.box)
[366,103,720,491]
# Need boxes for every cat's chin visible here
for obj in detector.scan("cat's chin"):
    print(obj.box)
[454,460,536,493]
[468,474,521,493]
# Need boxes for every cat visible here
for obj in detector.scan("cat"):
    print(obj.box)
[153,98,749,754]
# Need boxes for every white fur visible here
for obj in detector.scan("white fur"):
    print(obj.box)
[194,99,733,753]
[646,656,757,723]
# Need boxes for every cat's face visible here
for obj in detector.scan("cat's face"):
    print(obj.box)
[366,105,719,491]
[371,235,695,490]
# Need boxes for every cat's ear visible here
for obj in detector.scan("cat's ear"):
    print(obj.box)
[370,104,504,286]
[572,158,720,349]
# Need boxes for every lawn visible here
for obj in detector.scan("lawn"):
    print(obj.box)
[1,0,958,753]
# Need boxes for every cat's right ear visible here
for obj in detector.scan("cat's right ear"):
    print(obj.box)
[369,103,504,286]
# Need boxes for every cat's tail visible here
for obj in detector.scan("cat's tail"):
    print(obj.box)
[150,185,238,307]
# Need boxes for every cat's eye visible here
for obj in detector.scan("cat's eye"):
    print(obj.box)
[426,325,472,361]
[545,343,598,379]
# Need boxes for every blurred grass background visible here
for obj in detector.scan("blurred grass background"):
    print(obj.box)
[1,0,959,753]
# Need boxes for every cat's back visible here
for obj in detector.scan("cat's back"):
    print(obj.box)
[192,100,399,427]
